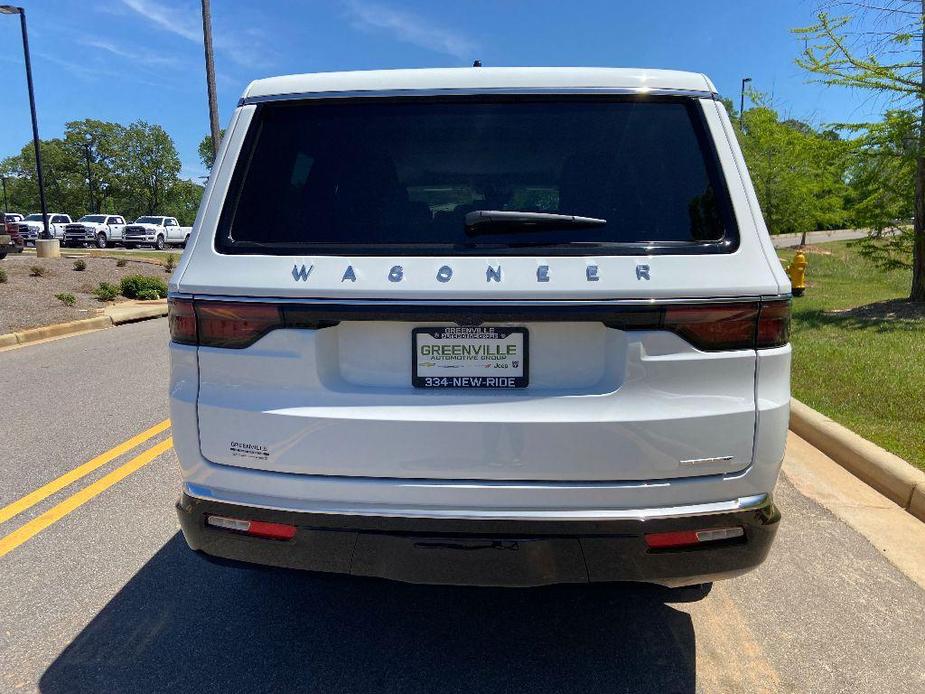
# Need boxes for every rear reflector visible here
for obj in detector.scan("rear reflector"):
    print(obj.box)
[644,526,744,549]
[207,515,297,540]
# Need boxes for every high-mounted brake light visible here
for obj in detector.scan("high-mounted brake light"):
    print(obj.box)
[207,514,297,540]
[644,526,744,549]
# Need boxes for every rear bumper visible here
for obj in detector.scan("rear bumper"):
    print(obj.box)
[176,491,780,587]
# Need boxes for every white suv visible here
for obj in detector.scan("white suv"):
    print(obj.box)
[169,68,791,589]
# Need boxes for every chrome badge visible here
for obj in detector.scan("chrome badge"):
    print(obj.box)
[292,264,313,281]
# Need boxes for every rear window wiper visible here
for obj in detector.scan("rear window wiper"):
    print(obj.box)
[464,210,607,236]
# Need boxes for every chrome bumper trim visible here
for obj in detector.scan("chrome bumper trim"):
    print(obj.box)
[183,483,770,522]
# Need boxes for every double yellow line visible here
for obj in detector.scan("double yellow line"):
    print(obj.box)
[0,419,174,558]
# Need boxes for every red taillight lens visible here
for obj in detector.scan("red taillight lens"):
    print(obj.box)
[756,299,791,348]
[196,301,282,349]
[168,297,197,345]
[206,515,297,540]
[664,303,759,351]
[644,527,744,549]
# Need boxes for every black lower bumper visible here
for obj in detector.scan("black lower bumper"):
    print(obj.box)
[176,493,780,588]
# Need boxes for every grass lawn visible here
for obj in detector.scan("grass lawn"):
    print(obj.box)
[777,241,925,471]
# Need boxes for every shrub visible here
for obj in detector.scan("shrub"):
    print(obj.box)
[164,253,178,272]
[120,274,168,299]
[92,281,119,301]
[55,292,77,306]
[116,258,127,267]
[136,289,161,300]
[73,259,87,271]
[0,268,7,283]
[29,265,47,277]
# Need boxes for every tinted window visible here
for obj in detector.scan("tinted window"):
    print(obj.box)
[218,97,736,255]
[79,215,106,223]
[52,216,68,224]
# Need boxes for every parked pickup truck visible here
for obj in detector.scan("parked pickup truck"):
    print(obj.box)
[16,213,73,245]
[2,213,25,257]
[123,216,191,250]
[1,213,25,259]
[63,214,127,248]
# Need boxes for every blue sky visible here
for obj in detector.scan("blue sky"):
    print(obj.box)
[0,1,884,180]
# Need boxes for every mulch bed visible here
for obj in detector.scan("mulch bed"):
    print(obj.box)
[0,254,169,333]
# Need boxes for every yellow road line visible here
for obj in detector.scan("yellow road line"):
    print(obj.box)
[0,437,174,558]
[0,419,170,526]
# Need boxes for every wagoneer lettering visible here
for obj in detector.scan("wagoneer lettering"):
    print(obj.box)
[170,67,791,590]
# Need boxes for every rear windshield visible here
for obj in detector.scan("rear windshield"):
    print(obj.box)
[218,96,737,255]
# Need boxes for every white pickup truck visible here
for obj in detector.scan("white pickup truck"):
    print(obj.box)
[63,215,127,248]
[16,213,73,245]
[123,216,191,250]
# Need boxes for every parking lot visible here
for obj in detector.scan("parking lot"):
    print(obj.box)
[0,319,922,693]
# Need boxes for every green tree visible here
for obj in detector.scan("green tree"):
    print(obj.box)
[118,121,181,219]
[843,110,917,270]
[198,129,225,170]
[1,139,85,215]
[796,1,925,300]
[62,119,127,215]
[739,103,851,234]
[166,178,205,226]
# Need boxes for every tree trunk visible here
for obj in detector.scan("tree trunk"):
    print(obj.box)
[914,152,925,301]
[915,4,925,302]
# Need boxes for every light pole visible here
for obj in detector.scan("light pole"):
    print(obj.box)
[201,0,221,164]
[82,135,95,214]
[739,77,752,130]
[1,5,49,239]
[1,176,7,213]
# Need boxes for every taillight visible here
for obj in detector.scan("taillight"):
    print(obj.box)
[168,297,197,345]
[664,303,759,351]
[756,299,791,348]
[196,301,282,348]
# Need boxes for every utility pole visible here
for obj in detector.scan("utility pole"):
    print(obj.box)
[740,77,752,130]
[201,0,221,164]
[83,138,95,214]
[1,6,49,238]
[1,176,7,213]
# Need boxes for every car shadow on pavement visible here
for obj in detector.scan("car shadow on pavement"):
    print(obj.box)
[40,533,696,694]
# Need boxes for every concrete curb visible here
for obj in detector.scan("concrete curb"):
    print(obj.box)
[0,300,167,349]
[790,398,925,522]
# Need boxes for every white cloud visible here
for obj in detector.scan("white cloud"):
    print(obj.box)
[120,0,201,41]
[80,38,183,68]
[118,0,273,69]
[344,1,477,60]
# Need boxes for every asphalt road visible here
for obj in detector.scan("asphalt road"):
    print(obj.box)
[770,228,871,248]
[1,319,924,694]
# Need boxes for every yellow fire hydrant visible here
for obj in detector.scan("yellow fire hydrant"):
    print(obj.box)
[787,251,807,297]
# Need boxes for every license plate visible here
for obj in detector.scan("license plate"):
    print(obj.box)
[412,327,528,389]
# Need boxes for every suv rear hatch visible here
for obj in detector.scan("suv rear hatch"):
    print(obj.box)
[177,93,787,482]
